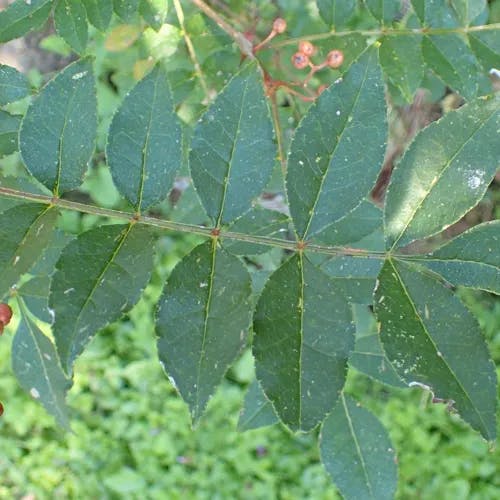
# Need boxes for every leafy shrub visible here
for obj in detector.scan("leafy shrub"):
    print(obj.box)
[0,0,499,498]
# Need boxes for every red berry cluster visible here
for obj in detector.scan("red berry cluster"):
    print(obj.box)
[0,303,11,418]
[292,41,344,76]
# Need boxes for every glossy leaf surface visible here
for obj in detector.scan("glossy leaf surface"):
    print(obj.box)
[287,47,386,241]
[107,65,181,211]
[320,394,397,500]
[385,95,500,249]
[190,63,276,225]
[51,224,155,374]
[12,300,72,429]
[156,240,252,422]
[375,259,497,440]
[253,254,354,431]
[19,58,97,195]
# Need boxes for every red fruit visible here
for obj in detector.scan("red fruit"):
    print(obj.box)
[326,50,344,68]
[0,303,12,327]
[292,52,309,70]
[0,402,3,417]
[298,41,315,57]
[273,18,287,34]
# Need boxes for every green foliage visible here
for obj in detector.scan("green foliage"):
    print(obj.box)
[0,0,499,497]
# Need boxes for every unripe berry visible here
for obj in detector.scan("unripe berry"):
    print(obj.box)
[326,50,344,68]
[298,40,315,57]
[0,303,12,327]
[292,52,309,70]
[273,18,287,34]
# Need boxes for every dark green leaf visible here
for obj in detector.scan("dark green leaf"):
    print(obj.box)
[422,34,490,99]
[320,256,383,304]
[287,47,386,241]
[411,0,459,27]
[417,221,500,295]
[51,224,155,374]
[113,0,140,21]
[379,35,423,102]
[349,304,405,387]
[82,0,113,31]
[364,0,401,24]
[238,379,279,431]
[314,199,382,246]
[384,95,500,249]
[107,65,181,211]
[190,63,276,225]
[0,0,53,43]
[0,111,21,157]
[451,0,487,25]
[223,206,290,255]
[469,31,500,72]
[139,0,168,30]
[320,394,397,500]
[54,0,88,54]
[19,58,97,195]
[12,299,72,429]
[316,0,356,28]
[253,254,354,431]
[0,64,30,105]
[374,259,497,440]
[156,240,252,422]
[0,204,59,299]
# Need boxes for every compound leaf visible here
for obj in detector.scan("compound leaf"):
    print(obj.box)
[320,394,397,500]
[287,47,386,241]
[107,65,181,211]
[0,0,53,43]
[12,299,72,429]
[190,63,276,225]
[384,94,500,249]
[0,204,59,300]
[50,224,155,374]
[19,58,97,195]
[0,64,30,105]
[374,259,497,440]
[156,240,252,423]
[253,254,354,431]
[418,221,500,295]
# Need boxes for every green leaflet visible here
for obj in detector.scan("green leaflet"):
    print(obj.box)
[139,0,168,30]
[416,221,500,295]
[374,259,497,440]
[253,254,355,431]
[0,0,53,43]
[379,35,423,102]
[189,63,276,226]
[54,0,88,54]
[12,299,72,429]
[106,65,181,211]
[320,394,397,500]
[469,31,500,71]
[82,0,113,31]
[19,58,97,195]
[422,34,490,100]
[0,111,21,157]
[156,240,252,423]
[286,47,386,241]
[451,0,488,25]
[384,94,500,249]
[411,0,459,27]
[238,379,279,431]
[349,304,405,388]
[50,224,155,374]
[0,204,59,300]
[0,64,30,105]
[113,0,140,21]
[320,255,383,304]
[316,0,356,28]
[222,206,290,255]
[363,0,401,24]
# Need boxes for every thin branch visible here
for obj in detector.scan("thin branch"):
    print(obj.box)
[271,23,500,47]
[0,186,387,259]
[173,0,212,102]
